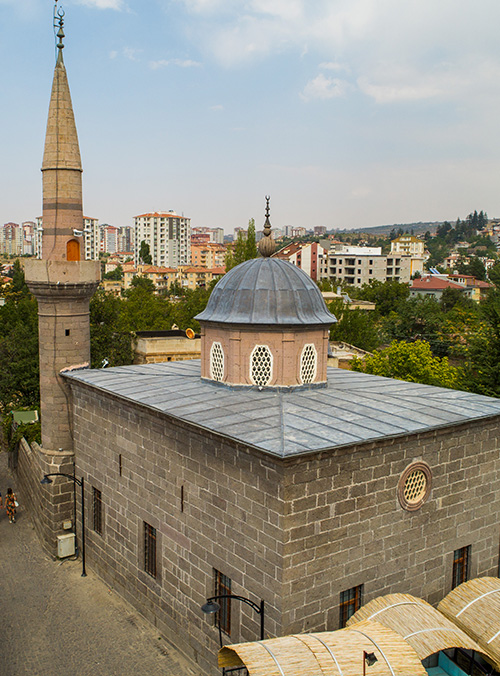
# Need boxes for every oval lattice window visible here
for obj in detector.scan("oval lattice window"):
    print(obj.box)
[300,344,317,384]
[250,345,273,387]
[398,462,432,512]
[210,342,224,382]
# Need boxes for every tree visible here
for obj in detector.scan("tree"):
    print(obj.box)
[225,219,259,271]
[245,218,258,261]
[351,340,463,389]
[356,280,410,317]
[139,241,152,265]
[328,300,381,352]
[129,275,155,293]
[456,257,486,281]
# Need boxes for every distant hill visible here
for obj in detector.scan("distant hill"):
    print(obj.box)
[335,222,443,236]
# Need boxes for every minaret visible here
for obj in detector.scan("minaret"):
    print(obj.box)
[25,7,100,451]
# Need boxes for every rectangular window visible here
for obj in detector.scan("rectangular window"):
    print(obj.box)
[214,569,232,635]
[144,522,157,578]
[92,487,102,535]
[339,584,363,628]
[452,546,470,589]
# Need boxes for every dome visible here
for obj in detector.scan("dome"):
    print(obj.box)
[195,257,336,326]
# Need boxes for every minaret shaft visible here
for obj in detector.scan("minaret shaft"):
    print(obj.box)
[25,46,99,452]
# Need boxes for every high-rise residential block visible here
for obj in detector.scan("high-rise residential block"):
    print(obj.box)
[134,211,191,267]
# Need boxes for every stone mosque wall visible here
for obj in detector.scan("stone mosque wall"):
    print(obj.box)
[67,378,500,675]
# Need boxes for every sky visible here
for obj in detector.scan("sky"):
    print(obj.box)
[1,0,500,233]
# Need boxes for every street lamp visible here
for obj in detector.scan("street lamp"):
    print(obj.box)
[202,594,265,674]
[363,651,378,676]
[41,472,86,577]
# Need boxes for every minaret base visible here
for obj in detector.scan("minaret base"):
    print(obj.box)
[25,259,100,452]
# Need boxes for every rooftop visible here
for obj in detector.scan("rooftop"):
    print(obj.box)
[63,361,500,458]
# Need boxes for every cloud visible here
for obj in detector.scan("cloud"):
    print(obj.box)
[319,62,350,73]
[171,0,500,113]
[149,58,201,69]
[123,47,142,61]
[209,104,224,111]
[76,0,124,9]
[301,74,353,102]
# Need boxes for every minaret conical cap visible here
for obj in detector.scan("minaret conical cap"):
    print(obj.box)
[42,55,82,172]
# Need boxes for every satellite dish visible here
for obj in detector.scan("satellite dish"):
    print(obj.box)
[185,328,195,340]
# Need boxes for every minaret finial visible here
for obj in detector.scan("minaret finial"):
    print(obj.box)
[54,3,65,62]
[258,195,276,257]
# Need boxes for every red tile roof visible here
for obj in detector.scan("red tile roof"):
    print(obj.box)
[411,276,464,290]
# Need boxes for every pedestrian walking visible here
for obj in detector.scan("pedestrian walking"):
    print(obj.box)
[5,488,17,523]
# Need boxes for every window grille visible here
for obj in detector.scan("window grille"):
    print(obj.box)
[144,522,157,579]
[92,487,102,535]
[214,569,232,636]
[452,546,470,589]
[210,342,224,381]
[339,584,363,628]
[300,344,317,384]
[250,345,273,387]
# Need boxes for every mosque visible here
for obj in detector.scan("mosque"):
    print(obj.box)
[16,9,500,676]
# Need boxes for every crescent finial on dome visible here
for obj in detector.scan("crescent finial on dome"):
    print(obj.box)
[258,195,276,257]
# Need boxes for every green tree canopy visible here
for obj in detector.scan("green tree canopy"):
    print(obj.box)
[351,340,463,389]
[139,241,152,265]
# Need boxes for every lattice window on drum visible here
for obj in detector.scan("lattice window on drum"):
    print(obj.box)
[210,342,224,382]
[300,344,317,384]
[250,345,273,387]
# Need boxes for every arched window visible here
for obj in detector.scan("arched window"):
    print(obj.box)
[250,345,273,387]
[210,342,224,382]
[66,239,80,261]
[300,344,317,384]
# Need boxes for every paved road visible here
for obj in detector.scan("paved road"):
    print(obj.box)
[0,452,204,676]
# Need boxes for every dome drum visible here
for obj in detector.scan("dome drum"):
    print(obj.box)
[200,323,330,389]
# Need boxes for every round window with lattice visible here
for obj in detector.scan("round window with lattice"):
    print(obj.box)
[250,345,273,387]
[398,462,432,512]
[300,344,317,384]
[210,342,224,382]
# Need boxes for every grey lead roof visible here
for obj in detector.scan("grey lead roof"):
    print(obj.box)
[195,257,336,326]
[63,360,500,458]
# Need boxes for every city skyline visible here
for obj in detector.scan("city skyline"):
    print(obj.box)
[2,0,500,233]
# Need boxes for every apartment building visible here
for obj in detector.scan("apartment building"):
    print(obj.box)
[0,222,23,255]
[273,241,328,281]
[191,242,226,269]
[134,211,191,267]
[325,245,424,286]
[391,234,425,256]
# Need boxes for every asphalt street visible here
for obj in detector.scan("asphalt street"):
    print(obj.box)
[0,451,204,676]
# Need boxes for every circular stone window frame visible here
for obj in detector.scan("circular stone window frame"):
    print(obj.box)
[397,461,432,512]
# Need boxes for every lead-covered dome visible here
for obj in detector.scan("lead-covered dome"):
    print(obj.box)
[195,257,336,326]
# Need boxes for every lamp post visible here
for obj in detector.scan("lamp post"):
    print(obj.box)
[202,595,264,674]
[41,472,86,577]
[363,651,378,676]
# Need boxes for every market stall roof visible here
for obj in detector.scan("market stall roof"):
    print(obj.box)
[347,593,483,660]
[438,577,500,671]
[218,620,427,676]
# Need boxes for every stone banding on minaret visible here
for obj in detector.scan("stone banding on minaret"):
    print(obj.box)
[24,12,100,452]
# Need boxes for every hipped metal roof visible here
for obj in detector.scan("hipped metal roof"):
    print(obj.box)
[218,620,427,676]
[63,361,500,458]
[438,577,500,671]
[63,360,500,457]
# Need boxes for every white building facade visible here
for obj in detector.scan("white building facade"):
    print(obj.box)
[134,211,191,267]
[325,245,424,286]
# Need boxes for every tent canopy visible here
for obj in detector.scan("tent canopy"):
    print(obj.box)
[218,619,427,676]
